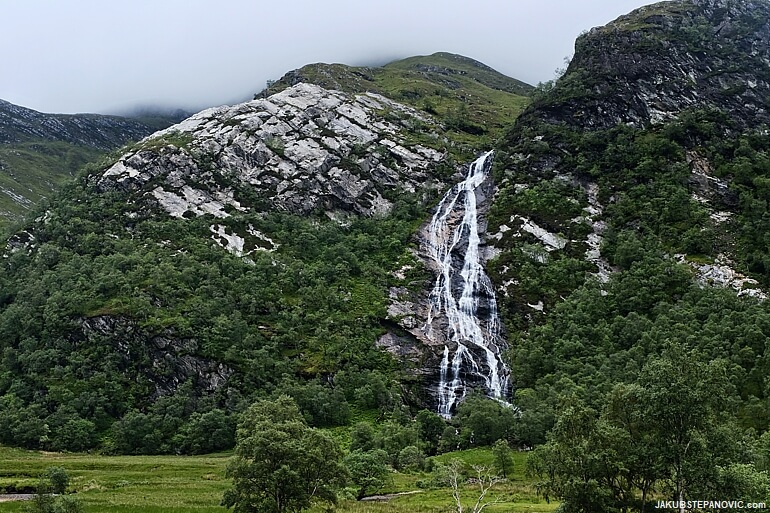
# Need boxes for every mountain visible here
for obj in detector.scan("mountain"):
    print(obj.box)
[0,100,163,148]
[0,101,187,229]
[261,52,532,145]
[488,0,770,325]
[0,55,527,452]
[1,7,770,504]
[482,0,770,505]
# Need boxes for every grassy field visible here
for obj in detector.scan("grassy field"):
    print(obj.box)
[0,446,557,513]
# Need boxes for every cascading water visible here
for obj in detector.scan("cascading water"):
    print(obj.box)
[423,151,510,417]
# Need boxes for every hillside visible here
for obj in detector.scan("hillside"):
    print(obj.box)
[261,52,532,150]
[1,2,770,509]
[485,0,770,508]
[0,65,521,454]
[0,101,186,228]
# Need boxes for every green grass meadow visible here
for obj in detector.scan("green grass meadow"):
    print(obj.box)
[0,446,556,513]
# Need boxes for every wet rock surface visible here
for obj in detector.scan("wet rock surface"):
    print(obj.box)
[381,152,509,413]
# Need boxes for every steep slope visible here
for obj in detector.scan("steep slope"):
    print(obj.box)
[484,0,770,450]
[0,100,159,148]
[533,0,770,130]
[0,101,185,229]
[490,0,770,323]
[483,1,770,505]
[0,47,540,452]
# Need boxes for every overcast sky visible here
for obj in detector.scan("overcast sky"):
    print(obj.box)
[2,0,657,115]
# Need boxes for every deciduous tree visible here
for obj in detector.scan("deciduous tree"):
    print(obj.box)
[222,396,347,513]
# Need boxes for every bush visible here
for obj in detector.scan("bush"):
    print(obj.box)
[374,421,418,466]
[23,468,81,513]
[43,467,69,494]
[397,445,424,472]
[23,494,82,513]
[174,409,235,454]
[455,395,518,447]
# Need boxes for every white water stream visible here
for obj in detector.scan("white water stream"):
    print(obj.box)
[423,151,510,417]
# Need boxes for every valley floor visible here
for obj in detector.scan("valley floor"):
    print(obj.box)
[0,446,557,513]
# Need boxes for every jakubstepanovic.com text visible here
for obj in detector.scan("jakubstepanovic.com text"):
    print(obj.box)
[656,500,766,509]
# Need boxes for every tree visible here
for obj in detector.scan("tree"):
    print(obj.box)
[374,421,418,466]
[492,440,513,478]
[397,445,424,472]
[436,459,504,513]
[416,409,446,456]
[43,467,70,495]
[527,399,618,513]
[349,421,376,452]
[528,346,757,513]
[454,395,517,447]
[23,467,82,513]
[344,449,389,500]
[175,409,235,454]
[439,425,461,453]
[222,396,347,513]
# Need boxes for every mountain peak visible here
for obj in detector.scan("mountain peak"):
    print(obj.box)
[528,0,770,131]
[260,53,531,142]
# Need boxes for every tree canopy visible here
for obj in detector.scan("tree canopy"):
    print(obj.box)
[222,396,347,513]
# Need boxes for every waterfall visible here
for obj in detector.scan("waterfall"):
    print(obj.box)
[424,151,510,417]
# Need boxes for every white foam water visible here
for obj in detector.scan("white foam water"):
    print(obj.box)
[423,151,510,417]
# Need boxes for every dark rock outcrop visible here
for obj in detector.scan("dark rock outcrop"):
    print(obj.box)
[533,0,770,131]
[79,316,231,399]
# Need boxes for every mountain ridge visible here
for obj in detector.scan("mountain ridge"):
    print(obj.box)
[0,99,168,149]
[260,52,532,148]
[0,100,187,229]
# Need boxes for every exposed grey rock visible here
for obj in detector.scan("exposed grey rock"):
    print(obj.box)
[674,253,767,299]
[686,151,738,207]
[98,83,450,221]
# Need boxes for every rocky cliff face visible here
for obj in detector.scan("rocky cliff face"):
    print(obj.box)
[535,0,770,130]
[97,83,450,224]
[80,315,231,399]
